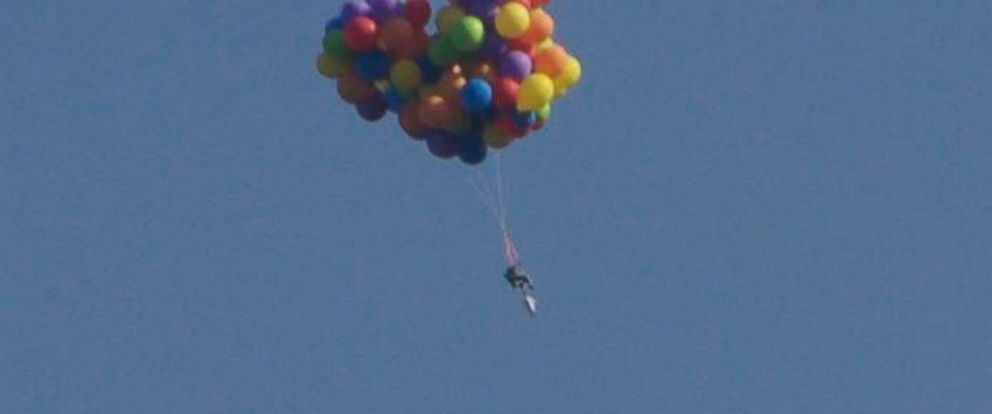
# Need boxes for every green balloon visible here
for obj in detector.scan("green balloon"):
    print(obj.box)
[449,16,485,52]
[428,35,458,66]
[322,30,350,60]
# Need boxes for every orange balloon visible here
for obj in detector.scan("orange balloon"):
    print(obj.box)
[399,101,428,139]
[533,45,569,77]
[380,17,415,54]
[337,69,377,103]
[519,9,555,45]
[419,95,457,128]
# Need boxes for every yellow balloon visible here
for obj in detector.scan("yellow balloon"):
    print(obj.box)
[517,74,554,111]
[495,2,531,39]
[554,56,582,94]
[536,38,556,52]
[436,6,465,34]
[316,52,349,79]
[390,60,422,92]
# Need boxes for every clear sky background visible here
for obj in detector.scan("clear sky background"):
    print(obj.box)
[2,1,991,413]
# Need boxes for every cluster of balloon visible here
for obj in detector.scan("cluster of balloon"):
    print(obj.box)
[317,0,582,165]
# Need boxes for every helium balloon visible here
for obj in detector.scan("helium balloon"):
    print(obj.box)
[426,130,460,159]
[317,53,350,79]
[458,135,488,165]
[344,16,378,52]
[436,6,465,33]
[498,50,532,80]
[419,95,457,128]
[449,16,486,52]
[390,59,422,92]
[405,0,432,27]
[399,101,429,139]
[483,123,512,149]
[322,30,350,59]
[380,17,415,53]
[460,79,493,114]
[492,77,520,110]
[554,55,582,94]
[341,1,372,23]
[517,73,553,111]
[495,2,531,39]
[533,44,568,77]
[356,93,387,121]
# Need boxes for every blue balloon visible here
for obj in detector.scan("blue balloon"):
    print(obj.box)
[325,17,344,33]
[354,52,391,81]
[458,135,488,165]
[514,111,537,128]
[460,79,493,114]
[417,55,442,83]
[383,87,406,114]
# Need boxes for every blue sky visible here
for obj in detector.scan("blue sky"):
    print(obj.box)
[2,1,991,413]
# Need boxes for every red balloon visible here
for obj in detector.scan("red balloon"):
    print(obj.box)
[344,16,378,52]
[498,114,528,139]
[405,0,432,27]
[492,77,520,110]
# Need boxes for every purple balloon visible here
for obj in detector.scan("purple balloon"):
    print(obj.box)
[356,94,387,122]
[425,131,460,159]
[482,35,508,59]
[498,51,533,80]
[341,1,371,22]
[368,0,399,22]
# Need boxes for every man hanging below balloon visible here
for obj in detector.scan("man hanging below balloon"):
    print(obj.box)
[316,0,582,315]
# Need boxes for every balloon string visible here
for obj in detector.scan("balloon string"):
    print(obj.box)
[467,153,519,266]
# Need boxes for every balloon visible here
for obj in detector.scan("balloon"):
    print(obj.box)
[514,111,537,129]
[554,56,582,95]
[354,52,392,81]
[517,73,554,111]
[399,101,429,139]
[337,70,378,103]
[390,59,422,92]
[419,95,457,128]
[405,0,432,27]
[483,123,512,149]
[341,1,372,23]
[380,17,415,54]
[427,35,458,66]
[356,93,387,121]
[449,16,486,52]
[492,77,520,110]
[495,2,531,39]
[325,17,344,33]
[460,79,493,114]
[536,104,552,120]
[383,87,406,113]
[322,30,350,59]
[458,135,488,165]
[317,53,350,79]
[436,6,465,34]
[533,45,569,77]
[344,16,378,52]
[498,50,532,80]
[426,130,460,159]
[368,0,399,22]
[519,8,554,45]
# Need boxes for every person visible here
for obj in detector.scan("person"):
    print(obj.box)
[504,264,534,291]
